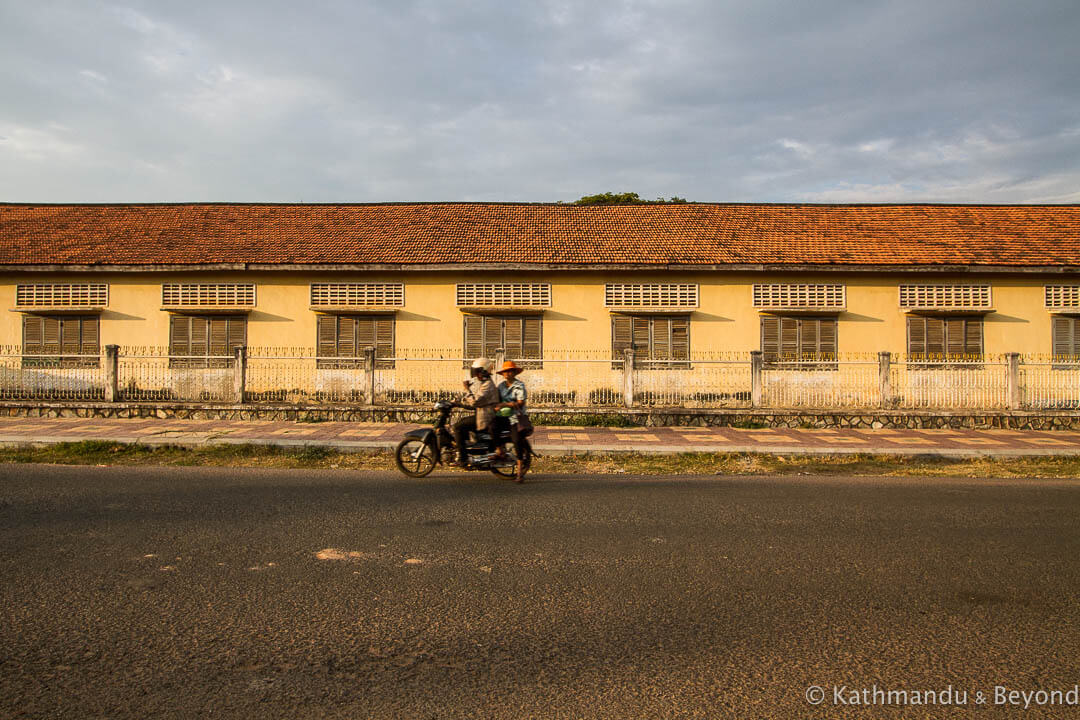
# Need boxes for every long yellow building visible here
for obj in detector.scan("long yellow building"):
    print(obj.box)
[1,202,1078,365]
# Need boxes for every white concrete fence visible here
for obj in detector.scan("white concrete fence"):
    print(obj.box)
[1,345,1079,411]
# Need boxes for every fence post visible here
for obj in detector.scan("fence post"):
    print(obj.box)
[623,348,635,407]
[750,351,763,408]
[878,351,891,408]
[104,344,119,402]
[494,347,505,374]
[1007,352,1021,410]
[233,347,247,404]
[364,346,377,405]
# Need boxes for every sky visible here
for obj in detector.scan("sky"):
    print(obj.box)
[1,0,1078,204]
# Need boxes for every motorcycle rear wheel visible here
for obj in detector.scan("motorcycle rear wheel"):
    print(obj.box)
[490,445,531,479]
[395,437,437,478]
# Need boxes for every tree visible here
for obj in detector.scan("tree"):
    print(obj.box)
[567,192,688,205]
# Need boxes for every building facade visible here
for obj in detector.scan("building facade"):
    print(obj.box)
[2,202,1078,367]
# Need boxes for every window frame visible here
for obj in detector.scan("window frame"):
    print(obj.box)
[168,315,247,369]
[759,315,838,370]
[462,314,543,368]
[316,314,396,369]
[1051,315,1080,368]
[611,314,691,369]
[905,315,984,365]
[21,314,101,368]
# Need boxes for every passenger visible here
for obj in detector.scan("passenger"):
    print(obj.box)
[493,360,529,483]
[453,357,499,467]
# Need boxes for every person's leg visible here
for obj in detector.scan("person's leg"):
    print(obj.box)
[510,423,526,482]
[492,416,509,456]
[453,417,475,464]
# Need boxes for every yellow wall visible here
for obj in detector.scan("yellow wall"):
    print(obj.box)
[0,270,1073,356]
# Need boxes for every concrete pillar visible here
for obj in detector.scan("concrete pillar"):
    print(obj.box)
[1007,352,1022,410]
[878,351,892,408]
[364,346,377,406]
[623,348,635,407]
[233,347,247,404]
[750,350,763,408]
[104,344,119,402]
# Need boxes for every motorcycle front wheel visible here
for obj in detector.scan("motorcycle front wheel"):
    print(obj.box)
[395,437,437,478]
[489,445,531,479]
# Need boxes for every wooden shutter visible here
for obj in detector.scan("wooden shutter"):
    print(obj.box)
[317,315,337,357]
[80,316,100,355]
[761,316,780,362]
[483,316,502,357]
[1053,316,1077,358]
[907,317,925,357]
[190,317,209,357]
[800,318,818,358]
[464,315,484,359]
[963,318,982,357]
[61,317,80,355]
[354,317,374,355]
[632,317,651,359]
[925,317,945,358]
[504,316,523,358]
[374,317,394,362]
[818,318,837,358]
[208,318,228,356]
[945,318,966,357]
[612,315,632,360]
[170,316,190,356]
[779,317,799,359]
[227,317,246,352]
[23,316,44,354]
[671,317,689,361]
[652,317,671,360]
[522,316,542,359]
[42,316,61,352]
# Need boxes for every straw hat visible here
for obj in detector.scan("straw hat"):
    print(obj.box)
[496,360,522,375]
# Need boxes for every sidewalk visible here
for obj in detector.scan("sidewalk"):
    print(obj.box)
[2,417,1080,457]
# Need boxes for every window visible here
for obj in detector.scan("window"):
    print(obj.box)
[611,315,689,368]
[17,284,108,308]
[899,285,991,309]
[310,283,404,307]
[162,283,255,307]
[1052,316,1080,362]
[317,315,395,368]
[22,315,100,367]
[463,315,542,366]
[456,283,550,308]
[752,284,845,309]
[605,284,698,308]
[168,315,246,368]
[760,316,837,368]
[906,316,982,361]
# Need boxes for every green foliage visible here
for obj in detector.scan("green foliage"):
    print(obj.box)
[568,192,689,205]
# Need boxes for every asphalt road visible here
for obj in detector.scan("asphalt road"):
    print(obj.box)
[2,466,1079,719]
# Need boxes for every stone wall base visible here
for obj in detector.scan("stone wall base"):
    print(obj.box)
[3,402,1080,430]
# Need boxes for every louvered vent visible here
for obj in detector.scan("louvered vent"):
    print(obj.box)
[16,284,108,308]
[1045,285,1080,309]
[752,284,845,309]
[456,283,551,307]
[899,285,991,309]
[162,283,256,307]
[604,284,698,308]
[310,283,404,307]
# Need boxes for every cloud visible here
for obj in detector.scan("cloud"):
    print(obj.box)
[0,0,1077,202]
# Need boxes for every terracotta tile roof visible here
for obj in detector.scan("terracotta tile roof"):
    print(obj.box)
[0,202,1078,268]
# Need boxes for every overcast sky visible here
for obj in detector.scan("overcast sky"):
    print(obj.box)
[1,0,1078,203]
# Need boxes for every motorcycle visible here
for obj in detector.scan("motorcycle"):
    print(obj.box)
[394,400,533,479]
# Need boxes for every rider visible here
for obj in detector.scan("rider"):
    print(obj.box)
[493,360,529,482]
[454,357,499,466]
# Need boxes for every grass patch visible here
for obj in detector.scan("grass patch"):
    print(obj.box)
[1,442,1079,478]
